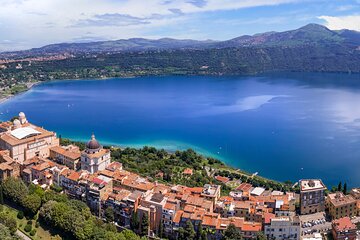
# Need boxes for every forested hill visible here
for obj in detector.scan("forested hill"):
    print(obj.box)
[0,24,360,89]
[1,23,360,57]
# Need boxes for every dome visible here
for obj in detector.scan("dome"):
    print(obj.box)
[86,133,101,150]
[19,112,26,119]
[13,119,21,128]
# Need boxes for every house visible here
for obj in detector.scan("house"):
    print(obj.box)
[50,145,81,170]
[332,217,357,240]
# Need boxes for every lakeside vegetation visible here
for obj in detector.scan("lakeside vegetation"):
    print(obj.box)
[0,177,145,240]
[60,138,297,194]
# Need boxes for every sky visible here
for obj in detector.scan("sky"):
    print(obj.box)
[0,0,359,51]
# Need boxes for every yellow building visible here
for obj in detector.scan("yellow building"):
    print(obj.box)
[0,112,59,164]
[327,192,357,220]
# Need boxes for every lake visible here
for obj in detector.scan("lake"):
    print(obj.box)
[1,73,360,187]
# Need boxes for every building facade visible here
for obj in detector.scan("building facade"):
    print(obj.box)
[0,112,59,164]
[299,179,326,215]
[80,134,111,174]
[327,192,357,220]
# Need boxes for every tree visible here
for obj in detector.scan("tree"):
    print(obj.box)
[0,223,21,240]
[104,206,114,222]
[343,182,347,195]
[256,231,267,240]
[0,186,4,205]
[337,182,342,192]
[223,224,242,240]
[22,193,42,216]
[2,177,28,204]
[130,211,139,231]
[140,213,149,237]
[183,220,196,240]
[0,212,17,235]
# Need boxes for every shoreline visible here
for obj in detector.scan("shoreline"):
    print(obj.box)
[0,81,40,104]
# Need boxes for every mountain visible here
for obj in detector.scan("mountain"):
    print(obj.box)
[1,23,360,83]
[2,23,359,58]
[0,38,215,58]
[214,24,348,48]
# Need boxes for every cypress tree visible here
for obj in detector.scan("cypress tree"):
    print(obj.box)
[0,186,4,205]
[343,182,347,195]
[337,182,342,192]
[140,212,149,236]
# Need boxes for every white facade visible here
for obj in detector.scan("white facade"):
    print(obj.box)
[265,217,300,240]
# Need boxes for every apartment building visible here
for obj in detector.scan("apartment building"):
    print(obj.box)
[327,192,357,219]
[299,179,326,215]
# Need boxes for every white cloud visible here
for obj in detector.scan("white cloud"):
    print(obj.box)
[319,15,360,31]
[0,0,297,50]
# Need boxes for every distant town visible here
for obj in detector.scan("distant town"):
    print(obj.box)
[0,112,358,240]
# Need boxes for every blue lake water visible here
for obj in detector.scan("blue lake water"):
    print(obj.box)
[1,73,360,187]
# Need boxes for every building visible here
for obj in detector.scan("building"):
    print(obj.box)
[264,216,300,240]
[0,112,59,164]
[80,134,111,174]
[350,188,360,200]
[332,217,357,240]
[299,179,326,215]
[0,150,20,181]
[50,145,81,170]
[327,192,357,219]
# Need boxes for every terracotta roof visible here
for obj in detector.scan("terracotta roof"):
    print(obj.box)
[0,124,55,146]
[263,213,276,224]
[82,148,110,159]
[106,162,122,172]
[66,171,81,182]
[215,175,230,183]
[164,202,177,211]
[241,222,262,232]
[50,146,80,160]
[183,168,193,175]
[332,217,356,232]
[173,210,183,223]
[202,215,218,227]
[236,183,253,192]
[31,161,55,172]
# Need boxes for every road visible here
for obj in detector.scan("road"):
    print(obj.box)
[16,230,31,240]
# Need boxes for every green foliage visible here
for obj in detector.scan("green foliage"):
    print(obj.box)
[140,212,149,237]
[0,186,4,205]
[0,223,21,240]
[178,220,196,240]
[22,193,42,216]
[130,211,139,231]
[112,147,214,187]
[343,182,347,195]
[0,212,17,234]
[223,224,242,240]
[50,184,63,193]
[256,231,267,240]
[24,224,32,232]
[17,211,24,219]
[2,177,28,204]
[30,229,37,236]
[104,206,115,222]
[338,182,342,192]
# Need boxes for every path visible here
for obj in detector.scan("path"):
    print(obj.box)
[16,230,31,240]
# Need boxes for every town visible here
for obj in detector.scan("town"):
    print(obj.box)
[0,112,359,240]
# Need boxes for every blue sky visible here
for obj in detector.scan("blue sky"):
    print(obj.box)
[0,0,359,51]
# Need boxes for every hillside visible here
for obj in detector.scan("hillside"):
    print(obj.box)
[0,23,359,90]
[1,23,359,57]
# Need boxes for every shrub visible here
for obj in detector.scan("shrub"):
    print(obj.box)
[24,224,32,232]
[30,229,36,236]
[17,211,24,219]
[27,220,32,225]
[35,222,39,228]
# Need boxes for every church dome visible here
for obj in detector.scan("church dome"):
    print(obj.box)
[86,133,101,150]
[13,119,21,128]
